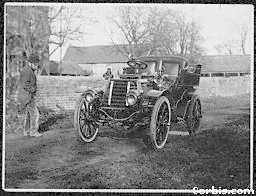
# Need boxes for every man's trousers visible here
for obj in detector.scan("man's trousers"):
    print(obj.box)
[23,99,40,135]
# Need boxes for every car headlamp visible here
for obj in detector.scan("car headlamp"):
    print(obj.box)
[84,90,96,103]
[85,93,94,102]
[126,93,137,106]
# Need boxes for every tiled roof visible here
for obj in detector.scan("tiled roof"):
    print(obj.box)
[49,61,59,74]
[63,45,128,64]
[198,55,251,73]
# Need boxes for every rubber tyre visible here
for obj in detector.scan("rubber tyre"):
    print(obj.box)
[143,96,171,150]
[186,98,202,136]
[74,96,99,143]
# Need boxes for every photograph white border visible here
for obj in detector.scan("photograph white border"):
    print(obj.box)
[2,2,254,193]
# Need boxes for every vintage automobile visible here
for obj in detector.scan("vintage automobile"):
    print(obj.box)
[74,56,202,150]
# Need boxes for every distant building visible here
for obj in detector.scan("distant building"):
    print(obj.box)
[61,45,128,77]
[61,45,251,77]
[41,61,61,75]
[198,55,251,77]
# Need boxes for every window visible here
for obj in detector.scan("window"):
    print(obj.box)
[144,61,157,74]
[162,62,180,76]
[225,72,239,77]
[138,61,157,75]
[211,73,224,77]
[201,73,210,77]
[240,73,249,76]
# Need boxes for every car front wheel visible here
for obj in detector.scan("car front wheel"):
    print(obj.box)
[74,96,99,143]
[143,96,171,150]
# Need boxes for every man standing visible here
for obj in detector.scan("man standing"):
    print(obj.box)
[16,52,42,137]
[103,67,114,80]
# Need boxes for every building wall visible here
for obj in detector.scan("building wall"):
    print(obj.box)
[78,63,127,77]
[198,76,250,97]
[35,76,105,111]
[35,75,251,112]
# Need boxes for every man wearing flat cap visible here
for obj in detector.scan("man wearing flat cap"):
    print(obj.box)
[103,67,114,80]
[16,52,42,137]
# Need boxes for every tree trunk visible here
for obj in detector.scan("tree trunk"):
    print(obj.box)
[241,42,246,55]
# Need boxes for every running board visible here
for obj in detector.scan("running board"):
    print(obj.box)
[169,131,189,136]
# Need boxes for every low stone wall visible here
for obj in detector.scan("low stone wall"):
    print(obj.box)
[198,76,250,97]
[35,76,105,111]
[35,75,251,111]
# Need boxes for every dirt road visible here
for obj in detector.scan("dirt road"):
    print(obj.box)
[4,96,250,189]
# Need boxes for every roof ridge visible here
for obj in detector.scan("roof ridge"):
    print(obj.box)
[201,54,251,57]
[69,44,128,49]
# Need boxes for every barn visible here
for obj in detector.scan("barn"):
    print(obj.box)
[61,45,251,77]
[198,55,251,77]
[61,45,127,77]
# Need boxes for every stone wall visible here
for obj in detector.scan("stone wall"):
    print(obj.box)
[35,76,105,111]
[35,75,251,111]
[198,76,250,97]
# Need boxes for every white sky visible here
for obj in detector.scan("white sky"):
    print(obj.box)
[49,4,254,61]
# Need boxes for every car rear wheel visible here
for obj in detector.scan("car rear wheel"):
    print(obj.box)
[143,96,171,150]
[186,98,202,135]
[74,96,99,143]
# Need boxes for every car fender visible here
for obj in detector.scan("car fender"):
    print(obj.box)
[145,89,167,98]
[145,89,174,105]
[145,89,177,121]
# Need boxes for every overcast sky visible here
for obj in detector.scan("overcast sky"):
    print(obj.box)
[49,4,254,61]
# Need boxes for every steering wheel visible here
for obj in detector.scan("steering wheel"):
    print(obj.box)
[127,60,148,70]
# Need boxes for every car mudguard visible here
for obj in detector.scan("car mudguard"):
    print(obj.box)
[145,89,177,122]
[145,89,166,98]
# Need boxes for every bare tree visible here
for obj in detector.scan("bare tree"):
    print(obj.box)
[6,6,86,75]
[110,6,151,57]
[215,39,240,55]
[239,23,248,55]
[48,6,84,57]
[111,7,203,62]
[171,12,204,62]
[146,9,179,56]
[215,22,249,56]
[145,8,203,62]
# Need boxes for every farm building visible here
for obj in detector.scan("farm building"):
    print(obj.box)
[198,55,251,77]
[61,45,127,77]
[41,61,60,75]
[60,45,251,77]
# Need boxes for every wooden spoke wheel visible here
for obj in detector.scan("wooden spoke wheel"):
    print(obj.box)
[186,99,202,135]
[74,96,99,143]
[143,96,171,150]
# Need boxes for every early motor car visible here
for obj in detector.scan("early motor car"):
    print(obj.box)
[74,56,202,150]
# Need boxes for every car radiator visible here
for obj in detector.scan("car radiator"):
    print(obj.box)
[103,80,137,108]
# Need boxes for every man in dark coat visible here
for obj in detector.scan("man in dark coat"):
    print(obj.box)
[16,52,42,137]
[103,67,114,80]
